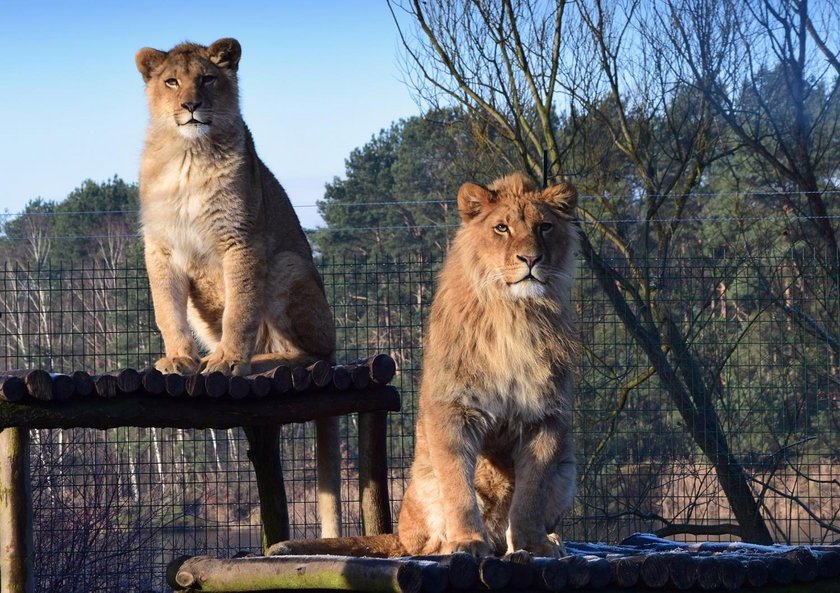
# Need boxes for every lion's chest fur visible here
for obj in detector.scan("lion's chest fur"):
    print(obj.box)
[422,274,574,425]
[140,140,245,274]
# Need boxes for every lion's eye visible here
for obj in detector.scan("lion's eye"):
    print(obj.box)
[200,75,217,86]
[494,223,509,234]
[539,222,553,233]
[165,78,179,88]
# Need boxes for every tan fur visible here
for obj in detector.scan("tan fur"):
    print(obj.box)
[399,173,579,557]
[135,38,335,376]
[273,174,579,558]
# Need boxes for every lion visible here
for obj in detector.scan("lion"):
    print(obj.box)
[135,38,340,542]
[273,173,579,558]
[135,37,335,377]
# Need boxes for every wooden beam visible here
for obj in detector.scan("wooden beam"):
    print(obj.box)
[0,386,400,430]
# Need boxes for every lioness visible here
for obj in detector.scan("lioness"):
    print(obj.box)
[135,38,339,542]
[135,38,334,376]
[274,173,579,557]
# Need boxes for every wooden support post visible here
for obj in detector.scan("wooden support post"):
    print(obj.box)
[243,425,290,552]
[359,410,392,535]
[316,416,342,538]
[0,427,34,593]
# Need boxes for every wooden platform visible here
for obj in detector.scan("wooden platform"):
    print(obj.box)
[167,534,840,592]
[0,355,401,593]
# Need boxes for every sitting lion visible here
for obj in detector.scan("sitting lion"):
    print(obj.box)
[135,38,340,542]
[274,173,579,557]
[135,38,335,377]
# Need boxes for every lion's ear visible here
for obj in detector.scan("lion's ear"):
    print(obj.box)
[208,38,242,72]
[542,182,577,219]
[457,183,495,221]
[135,48,167,82]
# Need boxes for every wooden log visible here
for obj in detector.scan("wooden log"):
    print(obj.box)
[787,547,818,582]
[348,355,397,386]
[745,558,769,587]
[167,555,424,593]
[92,374,118,398]
[667,552,697,590]
[583,555,612,589]
[291,366,312,392]
[164,373,186,397]
[6,370,53,401]
[204,371,229,398]
[49,374,74,401]
[333,366,352,391]
[70,371,94,397]
[502,552,534,589]
[351,365,370,390]
[697,555,722,590]
[229,375,251,399]
[719,556,746,590]
[560,555,591,588]
[108,368,141,393]
[184,373,205,397]
[816,551,840,578]
[478,556,512,589]
[0,427,34,593]
[309,360,334,389]
[359,410,392,535]
[0,377,26,403]
[609,555,640,588]
[409,559,448,593]
[640,553,670,588]
[532,558,567,591]
[0,386,401,430]
[768,554,797,584]
[139,368,165,395]
[254,366,292,394]
[414,553,478,590]
[250,375,272,398]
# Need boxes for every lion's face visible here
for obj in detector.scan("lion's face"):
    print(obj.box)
[136,38,241,140]
[456,174,578,300]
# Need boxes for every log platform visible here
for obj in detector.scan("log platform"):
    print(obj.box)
[167,534,840,592]
[0,354,400,593]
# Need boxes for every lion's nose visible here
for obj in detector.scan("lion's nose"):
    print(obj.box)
[181,101,202,113]
[517,254,543,268]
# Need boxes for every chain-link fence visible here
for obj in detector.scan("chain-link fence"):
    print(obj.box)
[1,220,838,592]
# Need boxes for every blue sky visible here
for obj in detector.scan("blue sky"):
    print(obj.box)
[0,0,420,228]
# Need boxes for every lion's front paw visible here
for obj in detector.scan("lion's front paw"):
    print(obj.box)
[199,353,251,376]
[522,535,564,558]
[155,356,200,375]
[445,538,493,557]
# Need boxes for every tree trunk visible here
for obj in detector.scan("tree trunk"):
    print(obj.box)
[580,233,773,543]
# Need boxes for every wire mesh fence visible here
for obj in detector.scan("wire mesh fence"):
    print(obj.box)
[0,218,838,592]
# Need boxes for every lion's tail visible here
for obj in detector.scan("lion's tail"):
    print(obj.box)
[267,534,406,558]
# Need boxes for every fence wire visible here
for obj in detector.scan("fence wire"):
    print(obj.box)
[1,230,838,592]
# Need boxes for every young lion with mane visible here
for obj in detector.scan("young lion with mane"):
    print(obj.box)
[275,173,579,558]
